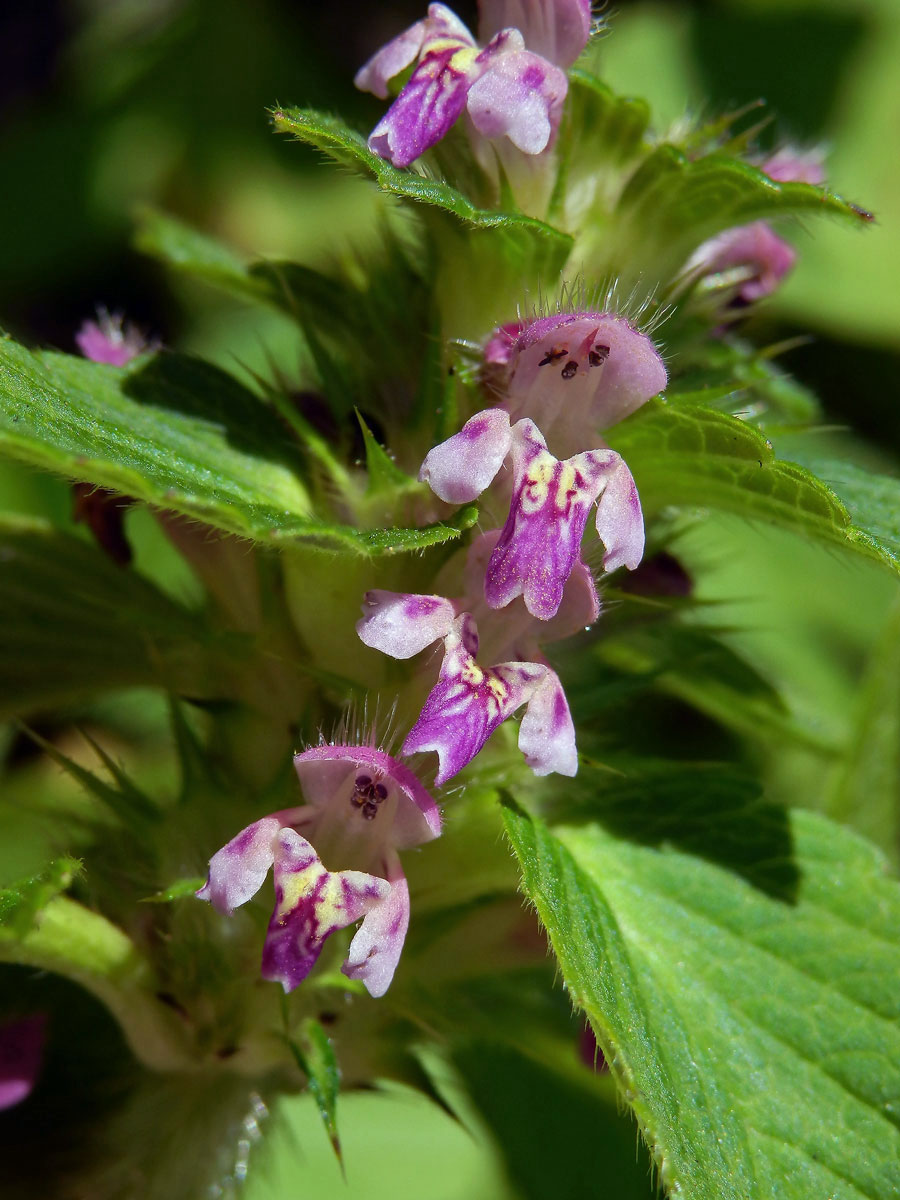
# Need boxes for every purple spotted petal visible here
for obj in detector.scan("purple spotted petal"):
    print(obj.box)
[402,615,543,782]
[294,744,442,848]
[354,17,429,98]
[497,312,667,445]
[356,590,457,659]
[485,420,617,620]
[197,816,284,914]
[261,829,390,993]
[595,456,644,572]
[463,530,599,653]
[478,0,592,67]
[367,28,479,168]
[518,666,577,776]
[419,407,512,503]
[687,222,797,303]
[466,40,567,155]
[343,853,410,997]
[0,1015,46,1111]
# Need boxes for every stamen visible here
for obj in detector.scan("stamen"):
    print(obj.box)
[561,360,578,379]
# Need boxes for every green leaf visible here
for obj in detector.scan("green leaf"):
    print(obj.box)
[0,857,82,936]
[287,1019,343,1166]
[793,459,900,567]
[612,401,900,573]
[134,208,269,305]
[356,410,417,495]
[599,147,871,287]
[566,70,652,164]
[20,725,161,827]
[141,877,207,903]
[666,337,821,429]
[588,618,829,753]
[453,1041,655,1200]
[828,594,900,863]
[271,108,572,280]
[0,340,476,555]
[0,515,227,718]
[503,777,900,1200]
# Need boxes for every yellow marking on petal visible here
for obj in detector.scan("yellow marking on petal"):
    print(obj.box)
[520,455,556,515]
[448,45,479,73]
[275,859,324,922]
[487,676,509,703]
[555,461,578,511]
[461,660,485,686]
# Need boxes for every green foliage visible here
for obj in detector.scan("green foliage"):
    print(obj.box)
[453,1041,655,1200]
[271,108,573,274]
[605,146,871,287]
[504,779,900,1200]
[612,401,900,572]
[0,340,477,555]
[0,515,224,717]
[0,857,82,936]
[287,1019,343,1166]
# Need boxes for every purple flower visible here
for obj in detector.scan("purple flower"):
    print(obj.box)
[197,746,441,998]
[478,0,593,69]
[358,599,577,782]
[420,409,644,619]
[0,1015,46,1110]
[482,311,667,452]
[685,222,797,305]
[355,2,572,169]
[683,153,825,309]
[76,311,149,367]
[761,146,826,187]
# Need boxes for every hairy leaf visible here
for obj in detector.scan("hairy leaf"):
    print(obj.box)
[0,340,477,554]
[271,108,572,280]
[0,515,228,718]
[606,146,872,286]
[504,777,900,1200]
[612,402,900,572]
[0,857,82,936]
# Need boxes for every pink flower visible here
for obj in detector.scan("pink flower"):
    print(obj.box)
[358,597,577,782]
[75,311,149,367]
[420,409,643,620]
[197,746,440,998]
[355,1,583,168]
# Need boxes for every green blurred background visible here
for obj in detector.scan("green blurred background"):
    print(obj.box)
[1,0,898,1195]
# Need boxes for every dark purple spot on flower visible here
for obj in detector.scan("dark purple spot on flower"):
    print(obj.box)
[229,826,259,855]
[461,418,490,440]
[589,344,610,367]
[362,801,379,820]
[521,64,545,89]
[561,360,578,379]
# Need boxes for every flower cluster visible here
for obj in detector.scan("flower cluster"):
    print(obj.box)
[196,1,825,1004]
